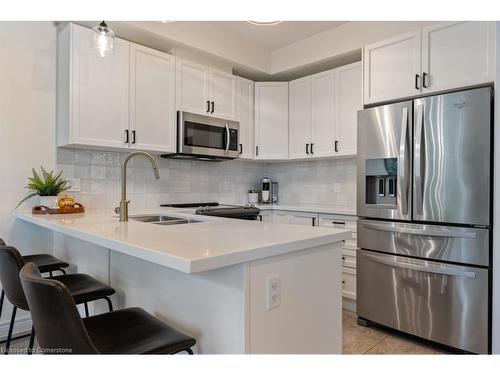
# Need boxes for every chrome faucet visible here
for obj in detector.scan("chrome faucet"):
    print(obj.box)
[117,151,160,222]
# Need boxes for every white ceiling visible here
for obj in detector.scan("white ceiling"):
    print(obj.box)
[209,21,348,50]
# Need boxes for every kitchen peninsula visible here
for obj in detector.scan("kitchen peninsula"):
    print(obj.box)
[17,208,350,354]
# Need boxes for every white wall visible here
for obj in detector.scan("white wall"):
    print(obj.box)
[0,22,57,328]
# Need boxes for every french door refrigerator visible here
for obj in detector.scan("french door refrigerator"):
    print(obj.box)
[356,86,492,354]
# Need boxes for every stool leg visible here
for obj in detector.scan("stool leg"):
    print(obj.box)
[104,297,113,312]
[0,289,4,320]
[186,348,194,355]
[4,306,17,355]
[58,268,66,275]
[28,325,35,355]
[84,302,89,317]
[49,271,53,277]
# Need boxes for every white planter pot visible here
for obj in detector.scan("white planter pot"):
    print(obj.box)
[248,193,259,204]
[39,195,59,209]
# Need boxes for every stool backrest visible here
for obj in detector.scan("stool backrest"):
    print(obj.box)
[0,245,28,310]
[20,263,99,354]
[0,238,5,246]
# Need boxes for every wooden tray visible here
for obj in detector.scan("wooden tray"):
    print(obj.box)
[32,203,85,215]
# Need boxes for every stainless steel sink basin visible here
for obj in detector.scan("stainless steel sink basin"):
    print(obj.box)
[129,215,200,225]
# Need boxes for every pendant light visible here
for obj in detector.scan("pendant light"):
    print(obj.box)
[92,21,115,57]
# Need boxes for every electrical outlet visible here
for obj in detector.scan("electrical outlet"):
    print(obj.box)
[266,275,281,311]
[67,178,81,192]
[334,183,341,193]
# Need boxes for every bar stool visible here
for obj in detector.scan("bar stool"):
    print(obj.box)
[0,238,69,322]
[20,262,196,354]
[0,245,115,354]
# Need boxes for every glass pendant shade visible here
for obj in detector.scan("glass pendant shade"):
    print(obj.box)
[92,21,115,57]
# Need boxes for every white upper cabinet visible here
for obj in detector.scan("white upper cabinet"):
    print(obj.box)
[254,82,289,160]
[176,58,237,120]
[176,59,210,116]
[57,23,130,149]
[289,76,312,159]
[421,22,495,94]
[236,77,255,159]
[311,70,336,158]
[335,62,362,156]
[210,69,237,121]
[363,30,422,105]
[364,22,495,105]
[129,43,176,153]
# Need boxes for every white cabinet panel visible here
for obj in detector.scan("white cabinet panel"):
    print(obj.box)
[363,30,422,104]
[129,43,176,153]
[342,249,357,269]
[311,70,336,158]
[68,23,130,148]
[272,211,290,224]
[421,22,495,94]
[289,77,312,159]
[210,69,237,121]
[176,59,210,116]
[236,77,254,159]
[254,82,289,160]
[335,62,362,156]
[342,267,356,300]
[289,212,318,227]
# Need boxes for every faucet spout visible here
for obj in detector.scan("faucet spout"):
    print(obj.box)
[119,151,160,222]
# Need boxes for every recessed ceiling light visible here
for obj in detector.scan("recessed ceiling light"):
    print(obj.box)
[247,21,283,26]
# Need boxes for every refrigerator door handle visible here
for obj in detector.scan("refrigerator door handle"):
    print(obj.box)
[363,222,477,239]
[414,103,425,215]
[363,253,476,278]
[399,107,409,215]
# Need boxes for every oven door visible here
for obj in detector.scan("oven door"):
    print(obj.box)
[357,249,489,353]
[178,111,240,158]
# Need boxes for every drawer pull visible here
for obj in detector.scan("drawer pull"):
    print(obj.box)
[332,221,345,225]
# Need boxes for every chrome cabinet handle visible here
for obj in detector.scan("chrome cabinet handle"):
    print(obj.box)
[211,101,215,114]
[206,100,210,113]
[415,74,420,90]
[310,143,314,154]
[363,253,476,278]
[422,72,428,88]
[131,130,136,144]
[225,123,230,152]
[414,103,425,215]
[124,129,129,144]
[363,223,476,239]
[306,143,309,155]
[334,140,339,152]
[399,107,409,215]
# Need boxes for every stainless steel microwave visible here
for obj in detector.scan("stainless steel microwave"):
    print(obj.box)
[162,111,240,161]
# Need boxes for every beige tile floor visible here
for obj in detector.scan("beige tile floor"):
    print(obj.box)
[3,310,447,354]
[342,309,447,354]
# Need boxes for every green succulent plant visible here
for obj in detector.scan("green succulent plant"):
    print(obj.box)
[248,188,259,194]
[16,167,71,208]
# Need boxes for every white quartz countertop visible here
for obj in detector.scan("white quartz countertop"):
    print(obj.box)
[17,207,351,274]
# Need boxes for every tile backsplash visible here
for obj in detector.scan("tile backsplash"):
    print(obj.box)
[267,158,356,210]
[57,148,356,211]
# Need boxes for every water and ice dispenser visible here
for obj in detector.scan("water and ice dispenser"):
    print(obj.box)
[365,158,397,206]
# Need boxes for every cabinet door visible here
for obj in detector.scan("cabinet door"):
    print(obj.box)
[176,59,210,116]
[272,211,290,224]
[335,62,362,156]
[71,24,130,148]
[129,43,176,153]
[258,211,273,223]
[421,22,495,94]
[311,70,336,158]
[363,30,422,104]
[210,69,237,120]
[289,212,318,227]
[236,77,254,159]
[254,82,289,160]
[289,77,312,159]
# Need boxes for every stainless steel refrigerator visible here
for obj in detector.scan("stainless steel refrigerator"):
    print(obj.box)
[356,86,492,354]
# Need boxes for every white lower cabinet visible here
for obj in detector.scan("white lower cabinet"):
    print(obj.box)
[257,211,273,223]
[319,213,358,312]
[272,211,291,224]
[289,212,318,226]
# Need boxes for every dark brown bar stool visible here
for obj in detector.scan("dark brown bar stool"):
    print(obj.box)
[20,262,196,354]
[0,246,115,354]
[0,238,69,322]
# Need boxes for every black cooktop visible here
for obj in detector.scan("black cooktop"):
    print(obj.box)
[160,202,219,208]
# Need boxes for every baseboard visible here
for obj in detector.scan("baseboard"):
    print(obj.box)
[0,317,33,341]
[342,297,357,313]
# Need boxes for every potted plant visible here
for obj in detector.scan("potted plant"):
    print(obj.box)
[16,167,71,209]
[247,188,259,204]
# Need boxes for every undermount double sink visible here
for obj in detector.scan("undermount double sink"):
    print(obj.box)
[129,215,200,226]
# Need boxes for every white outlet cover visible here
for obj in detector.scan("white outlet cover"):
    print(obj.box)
[266,275,281,311]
